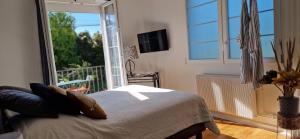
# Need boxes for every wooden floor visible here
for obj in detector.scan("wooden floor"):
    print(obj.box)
[202,120,297,139]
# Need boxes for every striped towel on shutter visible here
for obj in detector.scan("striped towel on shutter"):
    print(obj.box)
[240,0,252,84]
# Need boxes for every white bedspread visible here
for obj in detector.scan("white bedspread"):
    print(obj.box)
[15,85,219,139]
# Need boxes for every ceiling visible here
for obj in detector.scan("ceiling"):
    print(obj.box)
[46,0,108,13]
[46,0,108,6]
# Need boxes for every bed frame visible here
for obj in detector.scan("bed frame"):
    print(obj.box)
[166,123,206,139]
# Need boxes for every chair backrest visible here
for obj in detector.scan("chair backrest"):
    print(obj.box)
[86,75,93,81]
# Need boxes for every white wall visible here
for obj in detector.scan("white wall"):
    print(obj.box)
[276,0,300,53]
[117,0,300,116]
[0,0,299,115]
[0,0,43,88]
[117,0,278,93]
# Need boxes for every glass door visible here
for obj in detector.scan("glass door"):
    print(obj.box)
[101,0,125,89]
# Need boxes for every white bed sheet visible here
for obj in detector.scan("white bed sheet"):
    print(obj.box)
[15,85,219,139]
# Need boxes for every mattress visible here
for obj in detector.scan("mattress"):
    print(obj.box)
[14,85,219,139]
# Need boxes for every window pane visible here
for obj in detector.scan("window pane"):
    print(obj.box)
[187,0,216,8]
[104,4,123,88]
[259,11,274,35]
[228,17,240,39]
[229,39,241,59]
[261,35,274,58]
[257,0,273,11]
[188,1,218,25]
[227,0,274,59]
[229,35,275,59]
[187,0,219,60]
[189,22,219,43]
[189,42,219,60]
[228,0,242,17]
[106,27,118,46]
[228,0,273,17]
[105,5,116,26]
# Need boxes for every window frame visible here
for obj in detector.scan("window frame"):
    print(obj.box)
[186,0,224,64]
[186,0,275,64]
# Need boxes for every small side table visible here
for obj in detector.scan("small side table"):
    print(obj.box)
[277,113,300,139]
[127,72,160,88]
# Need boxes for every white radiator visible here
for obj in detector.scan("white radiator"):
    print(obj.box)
[197,74,257,119]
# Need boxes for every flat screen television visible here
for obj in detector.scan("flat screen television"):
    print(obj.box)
[137,29,169,53]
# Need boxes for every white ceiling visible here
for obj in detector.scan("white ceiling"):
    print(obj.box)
[46,0,107,6]
[46,0,108,13]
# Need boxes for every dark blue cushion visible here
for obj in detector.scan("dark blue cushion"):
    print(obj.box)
[30,83,80,115]
[0,87,58,118]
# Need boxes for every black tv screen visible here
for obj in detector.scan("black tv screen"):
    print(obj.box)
[137,29,169,53]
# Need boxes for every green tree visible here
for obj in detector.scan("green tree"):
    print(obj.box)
[49,12,80,70]
[76,31,105,66]
[92,32,105,66]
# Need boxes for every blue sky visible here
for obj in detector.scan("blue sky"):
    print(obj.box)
[70,13,101,36]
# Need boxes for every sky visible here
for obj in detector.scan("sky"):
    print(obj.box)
[70,13,101,36]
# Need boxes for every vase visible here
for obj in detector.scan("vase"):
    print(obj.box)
[279,96,299,117]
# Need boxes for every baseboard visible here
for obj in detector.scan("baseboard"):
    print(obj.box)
[211,111,280,132]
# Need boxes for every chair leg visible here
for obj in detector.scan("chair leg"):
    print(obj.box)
[196,133,202,139]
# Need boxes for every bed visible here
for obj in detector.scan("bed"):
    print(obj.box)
[13,85,219,139]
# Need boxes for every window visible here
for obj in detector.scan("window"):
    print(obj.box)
[187,0,274,61]
[187,0,220,60]
[228,0,274,59]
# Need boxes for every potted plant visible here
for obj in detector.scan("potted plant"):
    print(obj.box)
[260,39,300,117]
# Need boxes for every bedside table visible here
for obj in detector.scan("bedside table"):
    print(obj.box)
[127,72,160,88]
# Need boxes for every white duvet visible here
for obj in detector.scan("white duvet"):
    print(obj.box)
[15,85,219,139]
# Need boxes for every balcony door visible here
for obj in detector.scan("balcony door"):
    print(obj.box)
[101,0,125,89]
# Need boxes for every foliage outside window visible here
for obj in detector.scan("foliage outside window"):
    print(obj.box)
[49,12,105,70]
[48,12,107,91]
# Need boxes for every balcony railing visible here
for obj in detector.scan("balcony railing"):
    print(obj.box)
[56,65,107,93]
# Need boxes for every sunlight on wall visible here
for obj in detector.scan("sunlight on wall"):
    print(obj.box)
[234,98,253,118]
[211,82,225,112]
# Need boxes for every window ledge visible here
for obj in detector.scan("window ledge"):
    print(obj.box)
[225,58,275,64]
[187,58,276,65]
[187,59,223,64]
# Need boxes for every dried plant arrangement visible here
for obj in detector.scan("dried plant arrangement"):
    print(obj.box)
[260,39,300,97]
[259,38,300,117]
